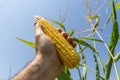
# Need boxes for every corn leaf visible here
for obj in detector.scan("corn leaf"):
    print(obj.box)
[105,1,119,79]
[106,2,120,24]
[57,67,72,80]
[87,15,99,19]
[76,67,81,79]
[73,38,98,53]
[57,71,71,80]
[106,14,113,24]
[51,20,66,32]
[81,37,104,42]
[93,54,100,80]
[17,37,35,48]
[114,52,120,62]
[78,45,87,80]
[68,29,74,36]
[115,2,120,10]
[78,64,105,80]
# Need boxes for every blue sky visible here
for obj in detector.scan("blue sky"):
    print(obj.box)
[0,0,120,80]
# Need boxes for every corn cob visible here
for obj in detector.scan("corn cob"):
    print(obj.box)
[34,16,80,68]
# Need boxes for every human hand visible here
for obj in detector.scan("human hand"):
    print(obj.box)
[34,22,77,59]
[34,22,77,80]
[12,21,77,80]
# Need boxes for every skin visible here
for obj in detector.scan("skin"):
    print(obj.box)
[12,22,76,80]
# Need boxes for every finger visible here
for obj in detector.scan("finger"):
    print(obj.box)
[61,32,68,38]
[34,22,45,38]
[71,42,77,48]
[66,36,73,44]
[57,28,62,33]
[34,22,48,47]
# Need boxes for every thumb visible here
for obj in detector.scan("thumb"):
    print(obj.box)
[34,22,55,54]
[34,22,45,39]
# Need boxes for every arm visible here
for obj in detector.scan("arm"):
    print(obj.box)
[12,22,76,80]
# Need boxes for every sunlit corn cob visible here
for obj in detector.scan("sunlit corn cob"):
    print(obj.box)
[34,16,80,68]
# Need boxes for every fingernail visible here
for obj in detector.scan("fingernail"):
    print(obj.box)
[61,32,68,38]
[67,36,73,44]
[57,28,62,33]
[71,42,77,48]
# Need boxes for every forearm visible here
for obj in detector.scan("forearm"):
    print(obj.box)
[12,54,63,80]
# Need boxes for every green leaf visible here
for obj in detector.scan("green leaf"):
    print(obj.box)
[93,54,100,80]
[78,64,105,80]
[87,15,99,33]
[51,19,66,32]
[115,2,120,10]
[106,14,113,24]
[78,45,87,80]
[81,37,104,42]
[57,67,72,80]
[114,52,120,62]
[88,15,99,19]
[76,67,81,80]
[106,2,120,25]
[105,1,119,79]
[17,37,35,48]
[73,38,98,53]
[68,29,74,36]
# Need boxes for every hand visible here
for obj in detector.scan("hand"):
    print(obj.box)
[34,22,77,59]
[34,22,77,79]
[12,22,77,80]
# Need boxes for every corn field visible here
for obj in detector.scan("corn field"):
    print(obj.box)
[17,0,120,80]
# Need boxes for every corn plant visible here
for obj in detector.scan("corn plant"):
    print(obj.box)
[17,0,120,80]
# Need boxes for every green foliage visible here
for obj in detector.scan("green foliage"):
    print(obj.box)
[68,29,74,37]
[51,19,66,32]
[114,52,120,62]
[17,37,35,48]
[105,1,119,80]
[93,54,100,80]
[81,37,104,42]
[115,2,120,10]
[57,67,72,80]
[17,1,120,80]
[73,38,98,53]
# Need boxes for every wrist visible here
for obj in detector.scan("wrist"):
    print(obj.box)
[34,54,63,80]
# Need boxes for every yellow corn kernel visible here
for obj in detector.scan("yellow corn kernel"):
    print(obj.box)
[34,16,80,68]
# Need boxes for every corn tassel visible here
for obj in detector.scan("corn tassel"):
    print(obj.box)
[34,16,80,68]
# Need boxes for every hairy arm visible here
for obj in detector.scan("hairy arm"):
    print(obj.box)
[12,53,63,80]
[12,22,76,80]
[12,23,63,80]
